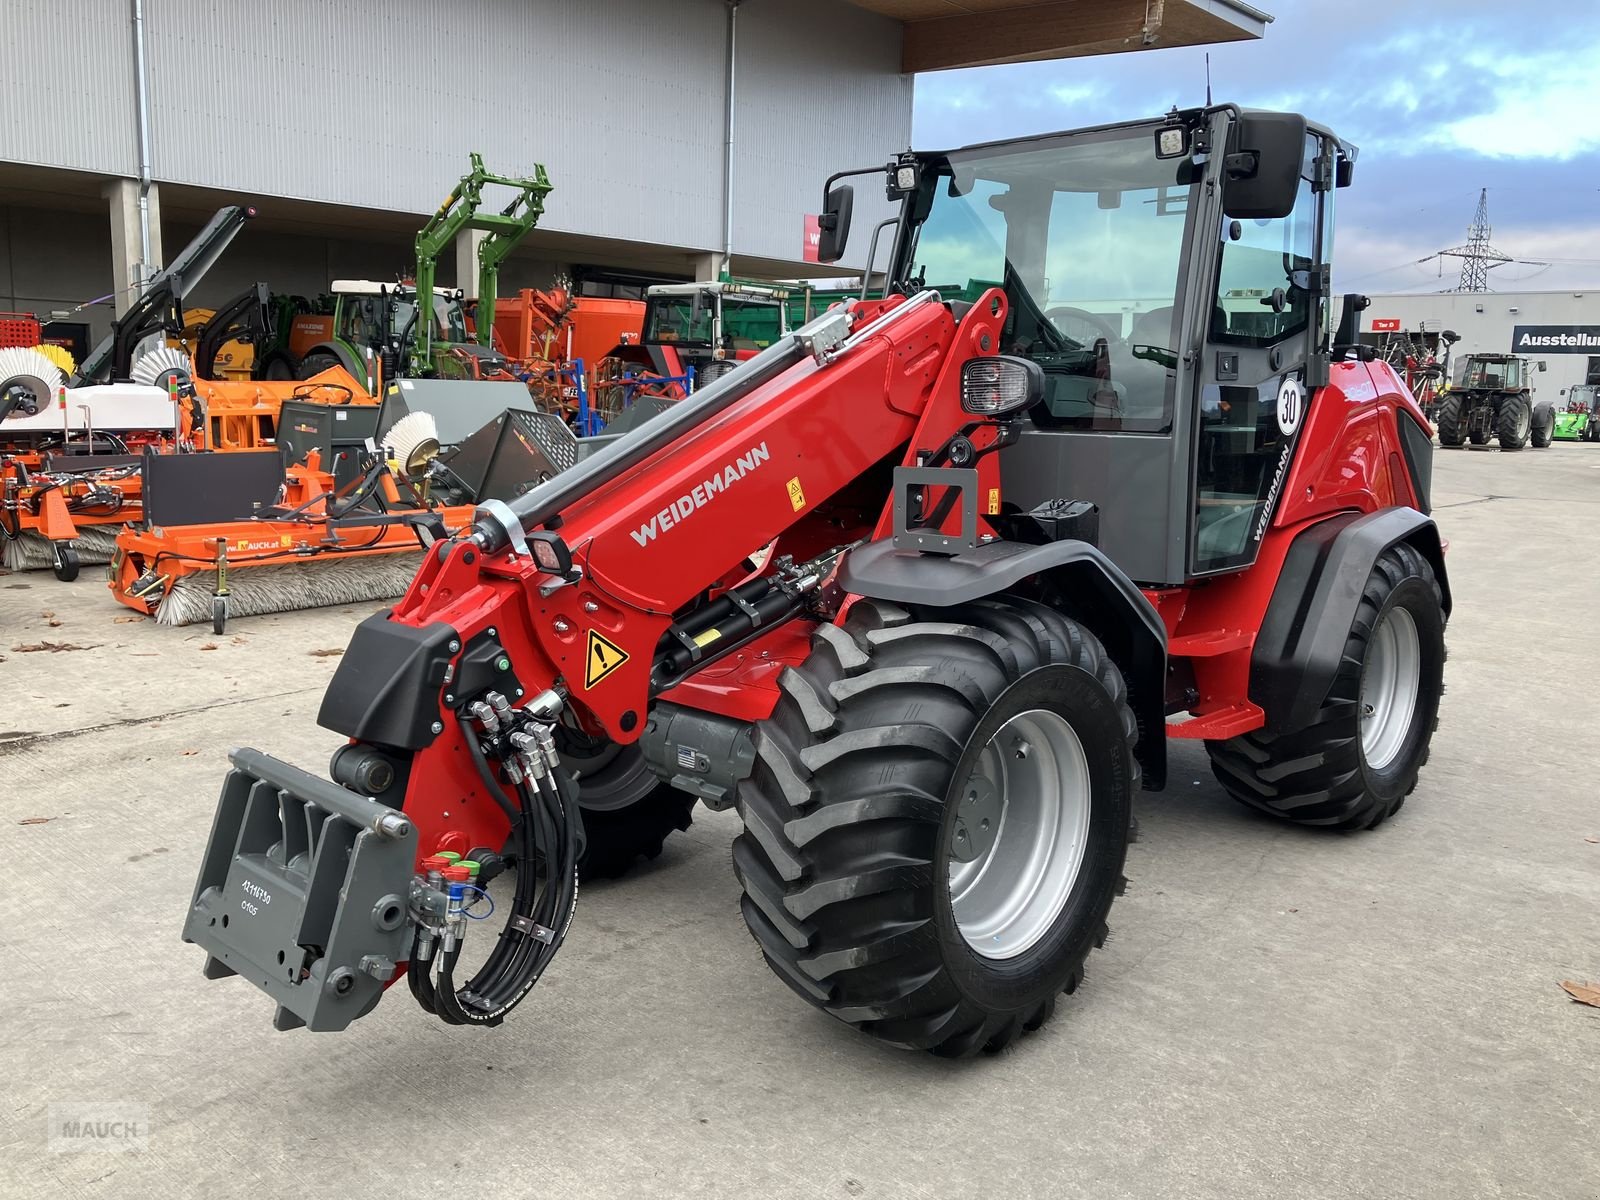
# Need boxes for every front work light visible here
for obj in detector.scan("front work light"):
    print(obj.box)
[528,531,573,576]
[960,355,1045,418]
[1155,125,1189,159]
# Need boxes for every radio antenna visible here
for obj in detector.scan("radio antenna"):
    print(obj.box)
[1205,53,1213,106]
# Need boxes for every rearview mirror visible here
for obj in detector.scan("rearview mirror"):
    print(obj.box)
[817,184,854,264]
[1223,112,1307,221]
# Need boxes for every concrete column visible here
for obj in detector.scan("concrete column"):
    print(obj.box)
[104,178,162,315]
[454,228,488,297]
[691,252,721,283]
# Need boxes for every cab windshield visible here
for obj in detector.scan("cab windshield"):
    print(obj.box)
[644,292,786,350]
[644,295,715,345]
[908,126,1199,432]
[720,295,785,350]
[391,294,467,343]
[1456,357,1523,390]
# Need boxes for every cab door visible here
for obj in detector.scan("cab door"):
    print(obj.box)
[1189,129,1331,576]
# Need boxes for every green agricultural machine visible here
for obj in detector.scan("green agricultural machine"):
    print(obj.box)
[1554,383,1600,442]
[784,278,999,328]
[1436,353,1553,451]
[254,154,552,389]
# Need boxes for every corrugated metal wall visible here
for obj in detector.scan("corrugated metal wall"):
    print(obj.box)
[0,0,138,176]
[734,1,912,263]
[0,0,909,266]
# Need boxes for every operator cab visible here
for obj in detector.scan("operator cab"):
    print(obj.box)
[1454,354,1526,393]
[641,282,790,362]
[823,106,1355,587]
[330,280,470,347]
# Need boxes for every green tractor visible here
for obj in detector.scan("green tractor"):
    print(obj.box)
[255,283,484,390]
[1553,383,1600,442]
[1435,352,1554,451]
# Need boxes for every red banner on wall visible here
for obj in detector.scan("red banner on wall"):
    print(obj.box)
[1371,318,1402,332]
[802,214,821,263]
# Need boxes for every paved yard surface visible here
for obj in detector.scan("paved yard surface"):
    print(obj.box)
[3,442,1597,1199]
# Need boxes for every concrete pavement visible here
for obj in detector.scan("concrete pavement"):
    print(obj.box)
[2,442,1596,1199]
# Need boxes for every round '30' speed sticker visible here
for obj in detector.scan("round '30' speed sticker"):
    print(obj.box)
[1276,376,1306,437]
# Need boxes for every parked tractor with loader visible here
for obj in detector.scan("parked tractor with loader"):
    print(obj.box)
[185,105,1450,1058]
[1435,352,1554,450]
[1554,383,1599,442]
[255,154,553,389]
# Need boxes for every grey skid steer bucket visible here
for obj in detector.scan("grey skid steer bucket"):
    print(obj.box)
[183,748,418,1032]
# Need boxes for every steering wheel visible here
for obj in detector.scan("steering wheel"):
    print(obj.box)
[1045,306,1121,347]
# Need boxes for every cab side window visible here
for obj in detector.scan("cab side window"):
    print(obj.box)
[1210,173,1316,346]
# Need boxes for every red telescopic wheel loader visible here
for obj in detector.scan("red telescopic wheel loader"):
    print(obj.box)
[185,105,1449,1056]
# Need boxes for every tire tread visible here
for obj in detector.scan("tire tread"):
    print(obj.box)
[733,597,1137,1057]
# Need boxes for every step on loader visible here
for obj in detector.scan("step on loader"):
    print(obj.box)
[184,105,1450,1056]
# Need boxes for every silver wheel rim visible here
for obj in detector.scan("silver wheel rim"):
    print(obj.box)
[948,709,1091,961]
[1360,606,1421,771]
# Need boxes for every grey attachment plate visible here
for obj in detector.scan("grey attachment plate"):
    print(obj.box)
[893,466,980,554]
[183,748,418,1032]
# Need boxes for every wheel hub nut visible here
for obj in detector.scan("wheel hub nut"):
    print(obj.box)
[951,775,1002,862]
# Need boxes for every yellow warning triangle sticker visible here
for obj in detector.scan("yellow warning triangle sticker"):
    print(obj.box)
[584,630,630,689]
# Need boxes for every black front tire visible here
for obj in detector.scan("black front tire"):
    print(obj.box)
[1207,542,1445,830]
[733,597,1137,1058]
[1497,397,1531,450]
[557,733,695,881]
[296,351,342,381]
[257,351,299,381]
[1531,402,1554,449]
[211,595,228,635]
[1435,395,1465,446]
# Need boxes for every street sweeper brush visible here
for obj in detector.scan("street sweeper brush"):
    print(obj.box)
[129,344,194,391]
[2,523,122,572]
[382,410,441,476]
[0,347,63,423]
[109,448,478,632]
[31,343,76,377]
[1,454,140,579]
[153,550,428,627]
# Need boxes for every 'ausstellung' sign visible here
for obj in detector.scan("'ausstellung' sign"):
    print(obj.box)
[1511,325,1600,354]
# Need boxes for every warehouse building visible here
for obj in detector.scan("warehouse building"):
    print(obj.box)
[1362,290,1600,406]
[0,0,1267,348]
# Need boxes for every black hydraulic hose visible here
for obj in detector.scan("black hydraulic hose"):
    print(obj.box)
[456,779,543,1007]
[461,716,524,826]
[425,710,578,1026]
[407,929,443,1018]
[470,776,560,1010]
[273,459,385,522]
[432,777,555,1025]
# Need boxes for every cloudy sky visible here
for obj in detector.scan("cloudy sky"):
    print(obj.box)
[911,1,1600,294]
